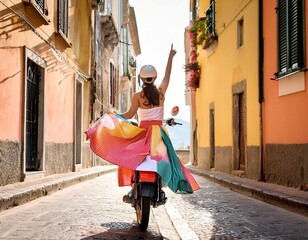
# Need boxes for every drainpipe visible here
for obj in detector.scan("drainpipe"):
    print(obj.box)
[258,0,265,181]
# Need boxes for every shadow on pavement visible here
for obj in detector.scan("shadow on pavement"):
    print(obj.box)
[80,221,165,240]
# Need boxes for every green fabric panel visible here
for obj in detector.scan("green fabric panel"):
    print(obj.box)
[157,159,172,184]
[160,127,193,193]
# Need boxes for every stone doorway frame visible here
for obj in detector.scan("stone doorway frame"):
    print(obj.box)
[232,80,247,173]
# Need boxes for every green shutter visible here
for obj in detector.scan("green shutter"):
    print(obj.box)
[289,0,301,69]
[277,0,304,77]
[205,0,215,36]
[278,0,287,73]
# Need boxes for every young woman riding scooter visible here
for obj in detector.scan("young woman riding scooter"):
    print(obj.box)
[85,44,199,230]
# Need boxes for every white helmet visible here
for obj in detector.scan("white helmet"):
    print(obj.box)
[139,65,157,84]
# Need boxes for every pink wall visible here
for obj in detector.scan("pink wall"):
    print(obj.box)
[45,70,74,143]
[0,48,23,141]
[263,1,308,144]
[0,48,74,143]
[0,0,78,144]
[0,49,75,144]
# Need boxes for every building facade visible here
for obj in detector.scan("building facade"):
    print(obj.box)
[0,0,93,185]
[0,0,141,186]
[89,0,140,165]
[186,0,262,180]
[262,0,308,189]
[187,0,308,189]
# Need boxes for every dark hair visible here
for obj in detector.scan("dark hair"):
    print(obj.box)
[142,78,160,106]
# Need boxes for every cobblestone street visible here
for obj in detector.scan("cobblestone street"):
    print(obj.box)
[166,174,308,240]
[0,172,174,240]
[0,172,308,240]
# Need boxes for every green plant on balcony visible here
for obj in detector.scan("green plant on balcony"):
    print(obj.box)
[188,17,207,47]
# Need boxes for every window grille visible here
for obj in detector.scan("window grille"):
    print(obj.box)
[35,0,47,14]
[26,59,40,170]
[58,0,69,38]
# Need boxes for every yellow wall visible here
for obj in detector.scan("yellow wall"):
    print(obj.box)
[196,0,260,147]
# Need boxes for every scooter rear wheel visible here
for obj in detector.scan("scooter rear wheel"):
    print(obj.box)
[136,196,151,231]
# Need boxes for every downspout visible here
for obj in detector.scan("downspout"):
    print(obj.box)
[258,0,265,181]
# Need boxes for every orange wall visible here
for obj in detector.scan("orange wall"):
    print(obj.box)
[263,0,308,144]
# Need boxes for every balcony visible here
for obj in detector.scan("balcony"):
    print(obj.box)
[23,0,50,25]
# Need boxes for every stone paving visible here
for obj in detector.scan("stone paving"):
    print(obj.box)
[1,165,308,239]
[0,172,178,240]
[186,164,308,217]
[0,166,117,212]
[166,174,308,239]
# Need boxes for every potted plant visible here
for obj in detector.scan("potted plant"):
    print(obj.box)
[189,17,218,50]
[188,17,206,48]
[184,62,200,90]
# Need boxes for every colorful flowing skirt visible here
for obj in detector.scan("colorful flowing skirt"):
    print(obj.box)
[85,113,199,193]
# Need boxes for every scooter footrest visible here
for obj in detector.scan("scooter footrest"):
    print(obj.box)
[122,195,132,204]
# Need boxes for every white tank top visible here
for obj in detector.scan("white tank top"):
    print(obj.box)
[138,106,164,121]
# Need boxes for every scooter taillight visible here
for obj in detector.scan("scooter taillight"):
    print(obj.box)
[139,171,156,183]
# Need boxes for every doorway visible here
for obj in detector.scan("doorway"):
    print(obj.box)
[232,81,246,171]
[209,104,215,169]
[74,77,83,170]
[24,48,45,173]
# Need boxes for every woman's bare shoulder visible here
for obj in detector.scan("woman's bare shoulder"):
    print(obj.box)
[132,91,141,99]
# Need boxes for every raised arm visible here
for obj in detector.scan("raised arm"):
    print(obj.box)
[158,44,177,95]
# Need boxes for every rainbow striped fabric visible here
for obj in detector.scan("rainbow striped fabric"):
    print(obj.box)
[85,113,199,193]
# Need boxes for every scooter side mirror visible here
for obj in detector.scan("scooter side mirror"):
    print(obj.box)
[171,106,179,116]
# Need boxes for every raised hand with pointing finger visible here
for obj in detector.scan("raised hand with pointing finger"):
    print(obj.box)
[169,43,177,59]
[157,43,177,95]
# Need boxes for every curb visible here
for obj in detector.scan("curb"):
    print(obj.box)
[0,166,117,212]
[164,200,199,240]
[186,165,308,217]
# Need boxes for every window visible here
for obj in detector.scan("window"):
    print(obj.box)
[277,0,304,78]
[58,0,69,38]
[35,0,48,15]
[205,0,216,36]
[191,0,200,21]
[110,62,118,108]
[237,17,244,48]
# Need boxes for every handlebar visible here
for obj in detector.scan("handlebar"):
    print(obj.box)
[164,118,182,126]
[129,118,182,127]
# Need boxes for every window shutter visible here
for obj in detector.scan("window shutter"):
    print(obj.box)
[289,0,303,70]
[206,5,213,33]
[205,0,215,35]
[277,0,304,77]
[278,0,287,73]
